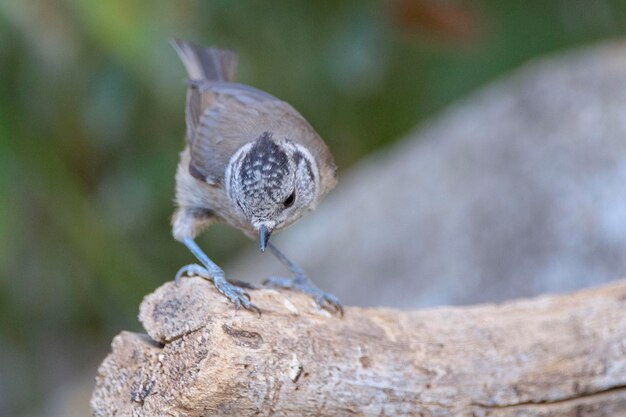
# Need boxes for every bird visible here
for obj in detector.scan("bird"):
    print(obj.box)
[170,39,342,315]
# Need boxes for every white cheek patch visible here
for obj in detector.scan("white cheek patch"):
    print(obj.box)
[293,144,320,208]
[225,142,254,208]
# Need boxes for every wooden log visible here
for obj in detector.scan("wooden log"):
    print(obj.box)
[90,277,626,416]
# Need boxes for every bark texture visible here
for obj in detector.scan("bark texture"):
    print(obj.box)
[91,278,626,416]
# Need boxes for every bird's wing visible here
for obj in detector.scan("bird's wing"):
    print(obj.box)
[186,82,336,189]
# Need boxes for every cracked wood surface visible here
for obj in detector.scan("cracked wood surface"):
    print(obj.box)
[90,278,626,416]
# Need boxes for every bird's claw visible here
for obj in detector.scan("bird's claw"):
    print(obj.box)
[175,264,260,316]
[263,276,343,316]
[214,277,261,316]
[175,263,208,282]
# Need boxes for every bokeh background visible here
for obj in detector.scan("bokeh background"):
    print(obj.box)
[2,1,626,415]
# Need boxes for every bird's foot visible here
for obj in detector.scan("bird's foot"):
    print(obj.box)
[263,275,343,316]
[175,264,260,316]
[213,276,261,316]
[176,264,256,288]
[175,263,209,282]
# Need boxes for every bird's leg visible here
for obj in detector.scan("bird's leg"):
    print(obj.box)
[177,237,260,315]
[263,242,343,315]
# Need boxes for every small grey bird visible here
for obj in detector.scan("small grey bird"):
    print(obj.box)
[170,39,341,315]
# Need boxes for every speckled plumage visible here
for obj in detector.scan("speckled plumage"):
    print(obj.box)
[169,40,341,314]
[170,41,336,241]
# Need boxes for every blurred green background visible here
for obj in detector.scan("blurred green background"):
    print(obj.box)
[1,0,626,415]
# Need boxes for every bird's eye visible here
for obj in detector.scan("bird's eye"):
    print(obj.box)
[283,191,296,207]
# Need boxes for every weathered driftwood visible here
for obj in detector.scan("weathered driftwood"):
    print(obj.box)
[91,278,626,416]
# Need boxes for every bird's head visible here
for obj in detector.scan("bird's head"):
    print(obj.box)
[225,132,320,251]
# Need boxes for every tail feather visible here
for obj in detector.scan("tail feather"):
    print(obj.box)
[171,39,237,82]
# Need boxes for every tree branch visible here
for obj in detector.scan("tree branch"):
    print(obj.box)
[90,278,626,416]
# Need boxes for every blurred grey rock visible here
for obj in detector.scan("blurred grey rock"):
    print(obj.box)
[229,40,626,309]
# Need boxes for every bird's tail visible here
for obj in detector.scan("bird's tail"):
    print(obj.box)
[171,39,237,82]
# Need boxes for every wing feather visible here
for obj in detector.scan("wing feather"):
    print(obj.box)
[186,82,336,189]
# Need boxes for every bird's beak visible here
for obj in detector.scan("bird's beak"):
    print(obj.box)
[259,224,272,253]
